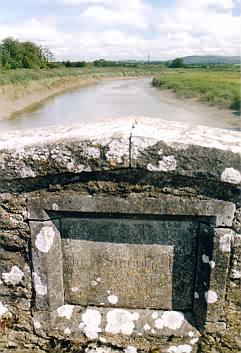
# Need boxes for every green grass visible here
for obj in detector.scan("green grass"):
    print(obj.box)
[152,68,240,111]
[0,65,164,86]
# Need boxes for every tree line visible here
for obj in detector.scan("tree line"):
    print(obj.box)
[0,37,54,69]
[0,37,197,71]
[2,38,234,71]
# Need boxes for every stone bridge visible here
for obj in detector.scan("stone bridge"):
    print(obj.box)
[0,117,240,353]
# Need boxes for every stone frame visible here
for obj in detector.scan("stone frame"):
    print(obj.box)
[27,194,235,339]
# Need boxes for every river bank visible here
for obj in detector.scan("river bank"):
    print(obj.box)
[1,78,239,132]
[0,76,98,120]
[152,68,240,112]
[0,67,155,121]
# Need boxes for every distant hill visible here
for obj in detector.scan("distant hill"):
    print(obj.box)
[182,55,240,65]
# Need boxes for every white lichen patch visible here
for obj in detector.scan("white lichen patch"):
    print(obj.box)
[231,269,241,279]
[132,312,140,320]
[147,155,177,172]
[91,280,98,287]
[20,167,37,178]
[220,233,232,252]
[84,146,101,159]
[221,168,241,184]
[201,255,215,269]
[106,139,129,164]
[155,311,184,330]
[57,305,74,320]
[151,312,158,319]
[202,254,209,263]
[155,318,164,329]
[143,323,151,331]
[2,266,24,285]
[81,309,102,339]
[190,338,199,345]
[168,344,192,353]
[108,295,118,305]
[71,287,80,292]
[64,327,71,335]
[105,309,139,335]
[33,319,41,330]
[125,346,137,353]
[52,203,59,210]
[32,272,47,296]
[35,226,55,253]
[0,301,8,317]
[209,261,215,269]
[85,348,115,353]
[205,290,218,304]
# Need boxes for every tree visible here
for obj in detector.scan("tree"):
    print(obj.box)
[0,37,54,69]
[65,60,72,68]
[41,47,54,63]
[0,37,23,69]
[93,59,107,67]
[169,58,184,68]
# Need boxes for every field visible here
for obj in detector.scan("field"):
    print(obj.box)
[152,67,240,111]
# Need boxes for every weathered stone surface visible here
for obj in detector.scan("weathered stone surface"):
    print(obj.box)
[0,117,241,186]
[0,250,31,298]
[27,194,235,227]
[0,117,240,353]
[131,118,241,186]
[63,240,173,309]
[29,220,64,311]
[0,119,133,181]
[49,306,199,345]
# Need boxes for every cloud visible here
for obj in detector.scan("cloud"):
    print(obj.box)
[62,0,143,8]
[179,0,233,10]
[81,5,148,28]
[0,0,240,60]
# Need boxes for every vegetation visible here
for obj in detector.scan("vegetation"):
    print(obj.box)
[152,67,240,111]
[0,63,171,87]
[63,60,86,68]
[93,59,139,67]
[0,37,53,69]
[182,55,240,65]
[169,58,184,68]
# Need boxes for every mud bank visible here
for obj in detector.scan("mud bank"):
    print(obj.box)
[0,75,146,121]
[0,76,98,121]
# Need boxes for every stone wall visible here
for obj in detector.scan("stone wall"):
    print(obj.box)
[0,117,240,353]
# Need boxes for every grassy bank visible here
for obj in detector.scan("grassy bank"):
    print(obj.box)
[0,65,162,86]
[152,68,240,111]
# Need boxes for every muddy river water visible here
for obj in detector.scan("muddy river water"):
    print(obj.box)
[0,78,240,131]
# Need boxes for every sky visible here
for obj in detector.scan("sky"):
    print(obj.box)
[0,0,240,61]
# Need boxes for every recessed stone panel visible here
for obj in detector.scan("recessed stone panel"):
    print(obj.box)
[28,194,235,342]
[60,217,198,310]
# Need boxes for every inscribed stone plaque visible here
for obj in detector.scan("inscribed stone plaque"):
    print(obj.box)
[60,218,198,310]
[63,240,173,309]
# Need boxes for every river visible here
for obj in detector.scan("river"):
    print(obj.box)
[0,78,239,131]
